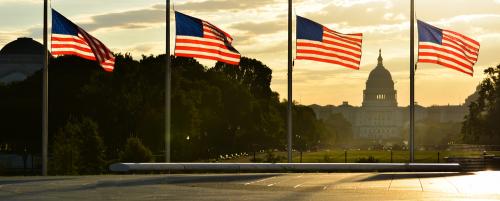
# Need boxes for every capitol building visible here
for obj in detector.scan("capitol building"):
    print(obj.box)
[0,37,44,83]
[311,50,468,142]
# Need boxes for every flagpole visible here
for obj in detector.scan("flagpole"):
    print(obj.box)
[42,0,49,176]
[165,0,171,163]
[287,0,293,163]
[409,0,415,163]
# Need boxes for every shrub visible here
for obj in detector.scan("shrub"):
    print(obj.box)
[356,156,379,163]
[120,137,153,163]
[264,150,285,163]
[322,154,335,163]
[51,116,106,175]
[250,157,263,163]
[77,118,106,174]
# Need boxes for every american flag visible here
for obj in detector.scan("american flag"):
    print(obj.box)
[296,16,362,70]
[175,11,240,65]
[51,9,115,72]
[417,20,480,76]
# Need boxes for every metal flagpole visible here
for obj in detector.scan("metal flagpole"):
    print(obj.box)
[42,0,49,176]
[287,0,293,163]
[409,0,415,163]
[166,0,172,163]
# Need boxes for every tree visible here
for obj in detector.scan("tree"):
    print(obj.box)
[120,137,153,163]
[51,125,79,175]
[462,64,500,144]
[77,117,106,174]
[1,53,328,165]
[323,113,353,146]
[51,116,105,175]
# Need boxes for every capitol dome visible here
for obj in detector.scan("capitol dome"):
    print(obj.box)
[0,37,44,55]
[362,49,397,107]
[0,37,45,83]
[366,49,394,89]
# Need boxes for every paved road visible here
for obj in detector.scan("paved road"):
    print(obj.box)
[1,171,500,200]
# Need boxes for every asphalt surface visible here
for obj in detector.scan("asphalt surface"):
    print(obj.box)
[1,171,500,200]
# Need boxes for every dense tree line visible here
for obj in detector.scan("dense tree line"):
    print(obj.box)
[462,64,500,144]
[0,55,341,174]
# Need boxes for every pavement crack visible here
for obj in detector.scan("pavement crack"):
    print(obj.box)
[418,175,424,192]
[387,174,394,191]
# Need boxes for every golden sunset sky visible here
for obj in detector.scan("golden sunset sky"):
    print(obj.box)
[1,0,499,106]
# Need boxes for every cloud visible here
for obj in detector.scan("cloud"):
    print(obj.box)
[303,0,404,27]
[121,42,165,57]
[80,5,166,32]
[230,20,286,35]
[22,4,168,39]
[0,30,31,47]
[0,0,39,5]
[175,0,281,12]
[427,14,500,36]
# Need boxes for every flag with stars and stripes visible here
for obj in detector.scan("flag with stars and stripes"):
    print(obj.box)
[51,9,115,72]
[296,16,363,70]
[417,20,480,76]
[174,11,240,65]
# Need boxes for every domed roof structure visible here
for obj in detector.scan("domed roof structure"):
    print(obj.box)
[0,37,44,55]
[362,49,397,107]
[0,37,44,83]
[366,49,394,89]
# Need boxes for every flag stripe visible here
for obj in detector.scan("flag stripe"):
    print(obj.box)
[175,46,240,59]
[418,58,473,76]
[297,49,360,64]
[419,43,475,66]
[52,44,93,53]
[419,52,473,70]
[442,36,480,56]
[175,49,240,62]
[444,30,480,48]
[297,40,362,58]
[296,56,360,70]
[175,52,239,65]
[323,33,362,48]
[324,31,362,45]
[51,51,96,61]
[296,51,360,67]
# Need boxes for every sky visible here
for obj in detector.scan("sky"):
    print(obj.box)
[1,0,499,107]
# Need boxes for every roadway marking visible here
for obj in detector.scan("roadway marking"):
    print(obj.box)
[244,176,276,186]
[268,175,305,188]
[418,175,424,192]
[444,176,460,193]
[387,174,394,191]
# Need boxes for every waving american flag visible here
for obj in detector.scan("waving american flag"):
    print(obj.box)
[296,16,363,70]
[417,20,480,76]
[51,9,115,72]
[174,11,240,65]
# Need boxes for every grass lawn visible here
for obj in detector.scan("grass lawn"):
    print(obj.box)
[222,150,500,163]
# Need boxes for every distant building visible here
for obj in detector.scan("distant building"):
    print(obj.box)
[0,37,44,83]
[311,50,469,142]
[355,50,403,140]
